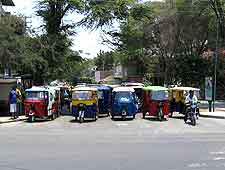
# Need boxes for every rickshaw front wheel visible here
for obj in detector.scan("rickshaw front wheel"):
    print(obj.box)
[28,116,35,123]
[169,112,173,118]
[79,117,84,123]
[122,115,126,121]
[142,112,146,119]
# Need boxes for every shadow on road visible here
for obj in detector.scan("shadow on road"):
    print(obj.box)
[143,117,168,122]
[69,119,97,124]
[24,119,52,123]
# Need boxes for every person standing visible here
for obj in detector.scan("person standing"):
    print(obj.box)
[9,87,17,119]
[16,87,23,118]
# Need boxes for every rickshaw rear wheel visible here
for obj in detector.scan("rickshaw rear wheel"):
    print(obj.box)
[133,114,135,119]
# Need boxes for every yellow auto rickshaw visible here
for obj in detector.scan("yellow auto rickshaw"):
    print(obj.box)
[169,87,200,117]
[72,87,98,123]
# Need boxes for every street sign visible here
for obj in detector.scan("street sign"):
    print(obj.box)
[205,77,213,101]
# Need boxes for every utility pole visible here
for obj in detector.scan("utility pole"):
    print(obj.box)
[213,19,219,112]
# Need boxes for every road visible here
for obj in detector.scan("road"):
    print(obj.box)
[0,113,225,170]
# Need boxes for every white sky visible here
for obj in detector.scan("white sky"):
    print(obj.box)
[3,0,155,58]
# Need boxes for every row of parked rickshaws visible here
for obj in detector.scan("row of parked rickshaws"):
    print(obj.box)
[23,83,200,123]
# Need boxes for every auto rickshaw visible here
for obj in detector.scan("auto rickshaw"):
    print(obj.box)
[169,87,200,117]
[121,82,144,112]
[88,84,112,117]
[72,87,98,123]
[142,86,169,121]
[24,86,58,122]
[111,87,138,120]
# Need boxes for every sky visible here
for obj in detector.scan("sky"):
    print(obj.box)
[3,0,157,58]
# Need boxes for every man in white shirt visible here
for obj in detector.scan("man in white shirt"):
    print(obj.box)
[184,90,198,122]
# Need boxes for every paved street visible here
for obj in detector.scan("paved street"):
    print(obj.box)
[0,113,225,170]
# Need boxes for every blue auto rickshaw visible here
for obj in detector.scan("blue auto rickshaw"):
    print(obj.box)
[88,84,112,117]
[111,87,138,120]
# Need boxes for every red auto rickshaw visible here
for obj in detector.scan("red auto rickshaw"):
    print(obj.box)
[142,86,169,121]
[24,86,58,122]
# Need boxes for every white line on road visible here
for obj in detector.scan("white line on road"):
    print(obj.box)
[213,157,225,161]
[210,151,225,155]
[187,163,207,168]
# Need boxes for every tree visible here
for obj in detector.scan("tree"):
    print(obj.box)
[35,0,138,81]
[94,51,114,71]
[0,15,25,76]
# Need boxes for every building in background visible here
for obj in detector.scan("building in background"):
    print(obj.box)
[0,0,15,14]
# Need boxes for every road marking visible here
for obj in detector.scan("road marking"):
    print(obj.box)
[187,163,207,168]
[213,157,225,161]
[210,151,225,155]
[116,123,128,127]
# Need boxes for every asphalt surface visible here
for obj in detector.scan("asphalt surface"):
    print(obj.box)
[0,113,225,170]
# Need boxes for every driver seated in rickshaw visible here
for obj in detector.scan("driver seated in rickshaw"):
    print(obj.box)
[184,90,198,122]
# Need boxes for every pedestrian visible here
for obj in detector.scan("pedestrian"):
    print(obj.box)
[16,86,23,118]
[9,87,17,119]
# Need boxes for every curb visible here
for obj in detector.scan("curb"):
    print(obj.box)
[0,118,27,124]
[200,114,225,119]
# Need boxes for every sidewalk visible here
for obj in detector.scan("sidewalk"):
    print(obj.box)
[0,115,27,124]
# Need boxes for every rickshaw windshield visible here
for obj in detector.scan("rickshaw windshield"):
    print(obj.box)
[150,91,168,100]
[114,91,133,100]
[98,91,104,100]
[25,91,48,100]
[72,91,92,100]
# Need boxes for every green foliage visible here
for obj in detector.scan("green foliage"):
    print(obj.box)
[0,15,25,72]
[80,0,137,28]
[94,51,114,71]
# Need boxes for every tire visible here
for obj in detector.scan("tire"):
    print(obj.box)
[50,113,55,120]
[143,112,146,119]
[74,117,77,121]
[133,114,135,120]
[191,116,196,126]
[28,116,34,123]
[169,112,173,118]
[95,115,98,121]
[158,109,163,121]
[111,115,114,120]
[122,115,126,121]
[158,115,163,122]
[79,117,84,123]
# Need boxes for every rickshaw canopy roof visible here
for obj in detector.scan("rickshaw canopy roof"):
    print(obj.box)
[88,84,111,91]
[171,87,200,91]
[25,86,51,92]
[143,86,168,91]
[72,87,97,91]
[103,84,121,88]
[113,87,135,92]
[122,82,144,87]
